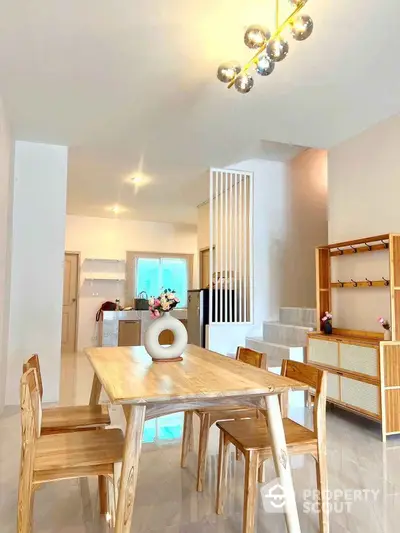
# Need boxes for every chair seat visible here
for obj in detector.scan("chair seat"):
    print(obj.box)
[217,418,317,452]
[34,428,125,473]
[41,404,110,432]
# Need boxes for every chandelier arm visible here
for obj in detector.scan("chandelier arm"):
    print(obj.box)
[227,0,307,89]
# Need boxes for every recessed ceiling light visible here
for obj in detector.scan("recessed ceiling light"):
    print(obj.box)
[107,204,127,215]
[124,171,151,187]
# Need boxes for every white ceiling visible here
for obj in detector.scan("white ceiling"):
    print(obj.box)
[0,0,399,224]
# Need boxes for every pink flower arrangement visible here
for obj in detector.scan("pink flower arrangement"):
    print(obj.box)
[148,289,180,318]
[378,317,390,331]
[321,311,332,322]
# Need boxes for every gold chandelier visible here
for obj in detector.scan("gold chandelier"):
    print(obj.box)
[217,0,313,93]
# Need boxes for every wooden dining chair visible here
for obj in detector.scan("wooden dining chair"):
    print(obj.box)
[23,354,112,514]
[23,354,111,435]
[17,368,125,533]
[216,360,329,533]
[181,346,264,492]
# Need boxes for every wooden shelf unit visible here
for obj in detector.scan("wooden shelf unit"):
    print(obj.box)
[311,233,400,441]
[85,276,125,282]
[315,233,400,340]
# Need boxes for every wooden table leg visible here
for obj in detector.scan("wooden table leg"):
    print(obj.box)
[264,395,301,533]
[89,373,108,514]
[181,411,193,468]
[197,412,211,492]
[115,405,146,533]
[89,373,102,405]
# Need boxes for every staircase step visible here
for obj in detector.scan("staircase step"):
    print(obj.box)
[245,337,306,368]
[263,322,314,346]
[279,307,316,327]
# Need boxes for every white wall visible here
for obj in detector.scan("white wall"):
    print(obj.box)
[329,115,400,241]
[0,101,13,414]
[283,150,328,308]
[328,115,400,331]
[230,156,327,325]
[6,141,68,405]
[239,159,289,327]
[65,215,198,351]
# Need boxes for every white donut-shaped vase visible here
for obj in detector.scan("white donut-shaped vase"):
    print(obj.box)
[144,313,188,362]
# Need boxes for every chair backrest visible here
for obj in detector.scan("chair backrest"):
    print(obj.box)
[20,368,42,441]
[281,359,327,440]
[18,369,42,527]
[236,346,264,368]
[23,354,43,400]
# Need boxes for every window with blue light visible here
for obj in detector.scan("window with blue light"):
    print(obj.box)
[136,256,188,307]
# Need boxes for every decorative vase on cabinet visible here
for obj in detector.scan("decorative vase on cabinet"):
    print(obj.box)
[144,312,188,362]
[321,311,333,335]
[384,329,392,341]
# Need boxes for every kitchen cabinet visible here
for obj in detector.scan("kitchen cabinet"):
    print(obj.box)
[118,320,141,347]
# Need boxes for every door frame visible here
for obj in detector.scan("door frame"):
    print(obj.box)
[63,251,81,353]
[199,246,215,289]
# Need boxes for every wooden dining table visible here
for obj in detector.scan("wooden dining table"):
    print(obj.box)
[85,344,307,533]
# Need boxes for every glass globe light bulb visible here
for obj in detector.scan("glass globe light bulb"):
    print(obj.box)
[234,73,254,94]
[266,37,289,62]
[244,25,270,49]
[256,53,275,77]
[291,15,313,41]
[217,61,241,83]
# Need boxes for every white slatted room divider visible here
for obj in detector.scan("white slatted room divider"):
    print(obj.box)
[209,168,253,325]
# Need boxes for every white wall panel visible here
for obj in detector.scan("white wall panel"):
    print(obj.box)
[209,169,253,324]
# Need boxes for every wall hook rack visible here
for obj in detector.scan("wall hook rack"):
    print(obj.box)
[365,278,373,287]
[351,278,358,287]
[382,277,390,286]
[337,279,344,287]
[328,234,391,256]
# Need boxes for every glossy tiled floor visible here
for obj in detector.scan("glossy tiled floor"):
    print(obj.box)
[2,352,400,532]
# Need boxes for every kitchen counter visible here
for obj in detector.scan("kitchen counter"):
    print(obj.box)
[100,309,187,347]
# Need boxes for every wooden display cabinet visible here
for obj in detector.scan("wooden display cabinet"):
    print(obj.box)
[308,233,400,441]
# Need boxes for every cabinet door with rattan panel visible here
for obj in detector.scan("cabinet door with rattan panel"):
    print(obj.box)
[308,338,339,368]
[340,342,378,378]
[341,377,380,417]
[327,373,340,401]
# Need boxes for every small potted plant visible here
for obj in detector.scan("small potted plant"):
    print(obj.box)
[321,311,333,335]
[148,289,180,318]
[378,317,391,341]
